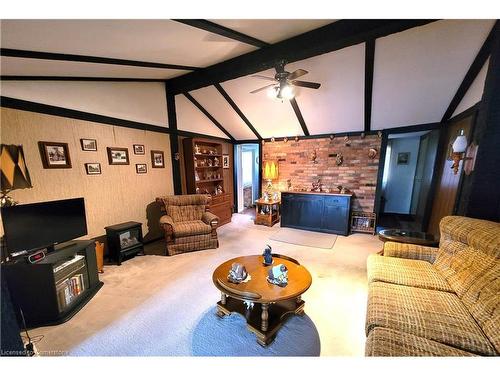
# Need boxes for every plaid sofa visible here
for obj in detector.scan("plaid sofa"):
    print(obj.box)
[156,194,219,256]
[365,216,500,356]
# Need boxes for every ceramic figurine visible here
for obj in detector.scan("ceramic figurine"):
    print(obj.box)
[207,159,213,167]
[310,149,318,163]
[311,179,322,192]
[216,185,223,195]
[214,157,219,166]
[267,264,288,287]
[336,153,343,166]
[195,171,200,181]
[194,145,201,154]
[196,187,200,194]
[194,157,198,167]
[273,192,279,201]
[263,245,273,265]
[228,263,248,284]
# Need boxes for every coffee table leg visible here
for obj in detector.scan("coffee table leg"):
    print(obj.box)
[261,303,269,332]
[216,293,228,318]
[221,292,226,305]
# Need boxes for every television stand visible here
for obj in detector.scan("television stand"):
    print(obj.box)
[2,240,103,328]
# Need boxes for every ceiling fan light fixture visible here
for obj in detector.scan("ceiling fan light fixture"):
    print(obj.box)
[280,84,294,100]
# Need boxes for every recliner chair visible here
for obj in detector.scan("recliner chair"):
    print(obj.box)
[156,194,219,256]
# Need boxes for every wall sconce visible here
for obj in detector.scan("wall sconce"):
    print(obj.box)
[450,130,476,175]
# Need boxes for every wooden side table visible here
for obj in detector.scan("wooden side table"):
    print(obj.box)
[254,198,280,227]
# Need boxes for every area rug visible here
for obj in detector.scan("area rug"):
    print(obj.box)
[191,307,321,356]
[269,228,337,249]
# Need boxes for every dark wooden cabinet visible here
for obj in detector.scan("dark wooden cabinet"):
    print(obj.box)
[281,192,352,235]
[2,240,103,328]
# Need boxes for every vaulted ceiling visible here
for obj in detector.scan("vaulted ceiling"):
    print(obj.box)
[0,19,496,141]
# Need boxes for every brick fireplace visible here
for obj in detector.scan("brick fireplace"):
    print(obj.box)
[262,135,382,212]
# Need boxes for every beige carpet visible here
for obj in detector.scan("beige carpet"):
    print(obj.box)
[269,227,337,249]
[29,212,382,356]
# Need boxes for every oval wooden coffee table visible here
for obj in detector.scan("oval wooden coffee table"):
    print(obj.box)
[212,254,312,346]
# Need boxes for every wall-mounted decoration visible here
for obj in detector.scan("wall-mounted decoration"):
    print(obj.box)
[39,141,72,169]
[368,148,378,159]
[283,137,288,143]
[136,164,147,174]
[81,138,97,151]
[151,150,164,168]
[397,152,410,165]
[360,132,366,139]
[222,154,230,169]
[329,134,334,141]
[294,136,299,142]
[85,163,101,175]
[310,150,318,164]
[133,144,145,155]
[107,147,129,165]
[344,136,351,146]
[336,153,343,166]
[271,137,275,143]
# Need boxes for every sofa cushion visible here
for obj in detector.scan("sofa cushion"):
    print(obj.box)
[366,282,496,356]
[367,254,453,292]
[167,205,205,222]
[171,220,212,237]
[366,327,477,356]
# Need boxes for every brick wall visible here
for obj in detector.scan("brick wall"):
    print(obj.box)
[262,135,382,212]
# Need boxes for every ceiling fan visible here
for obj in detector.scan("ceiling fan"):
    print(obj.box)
[250,60,321,100]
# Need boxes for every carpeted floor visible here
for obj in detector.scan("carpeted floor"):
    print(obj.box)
[30,213,382,356]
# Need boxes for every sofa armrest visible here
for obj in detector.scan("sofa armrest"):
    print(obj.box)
[383,241,439,263]
[160,215,174,227]
[202,211,219,227]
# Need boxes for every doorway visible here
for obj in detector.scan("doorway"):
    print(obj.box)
[378,129,440,231]
[235,143,260,215]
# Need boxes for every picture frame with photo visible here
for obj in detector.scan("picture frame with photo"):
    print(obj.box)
[151,150,164,168]
[222,154,230,169]
[85,163,102,175]
[80,138,97,151]
[397,152,410,165]
[107,147,130,165]
[38,141,72,169]
[133,144,145,155]
[136,164,147,174]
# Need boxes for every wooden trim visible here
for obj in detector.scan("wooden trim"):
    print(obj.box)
[441,21,498,122]
[447,102,480,124]
[183,92,235,141]
[166,20,437,94]
[373,131,388,217]
[364,39,376,133]
[166,91,183,195]
[258,142,263,198]
[289,98,309,136]
[1,76,167,82]
[0,48,200,71]
[214,83,262,140]
[174,19,269,48]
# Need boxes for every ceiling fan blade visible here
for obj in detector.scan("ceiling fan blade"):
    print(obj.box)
[287,69,308,80]
[291,80,321,89]
[251,75,277,82]
[250,84,276,94]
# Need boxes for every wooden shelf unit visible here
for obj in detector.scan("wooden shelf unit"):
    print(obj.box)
[183,137,232,225]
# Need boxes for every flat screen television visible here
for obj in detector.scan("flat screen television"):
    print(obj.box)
[1,198,88,256]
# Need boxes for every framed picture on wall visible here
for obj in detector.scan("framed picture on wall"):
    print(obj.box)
[136,164,147,174]
[38,141,72,169]
[85,163,101,175]
[222,154,229,169]
[133,144,145,155]
[397,152,410,165]
[107,147,130,165]
[80,138,97,151]
[151,150,164,168]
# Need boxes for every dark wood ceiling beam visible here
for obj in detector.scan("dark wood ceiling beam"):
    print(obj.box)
[441,21,499,122]
[183,92,235,141]
[0,48,200,71]
[289,98,309,136]
[364,39,376,132]
[214,83,262,140]
[167,19,437,94]
[1,76,166,82]
[174,19,269,48]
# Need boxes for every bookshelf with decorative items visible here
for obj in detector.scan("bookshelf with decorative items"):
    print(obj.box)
[183,138,232,225]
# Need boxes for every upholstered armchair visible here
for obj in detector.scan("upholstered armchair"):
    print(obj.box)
[156,194,219,256]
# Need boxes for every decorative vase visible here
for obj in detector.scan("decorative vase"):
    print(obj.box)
[95,241,105,273]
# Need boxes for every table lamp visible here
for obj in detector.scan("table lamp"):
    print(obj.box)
[263,160,279,198]
[1,144,33,207]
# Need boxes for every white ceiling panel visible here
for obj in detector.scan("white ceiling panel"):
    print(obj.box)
[209,19,335,44]
[0,81,168,127]
[0,20,257,68]
[175,94,229,139]
[372,20,495,130]
[189,86,257,140]
[452,59,489,117]
[287,43,365,134]
[221,69,303,138]
[0,57,189,79]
